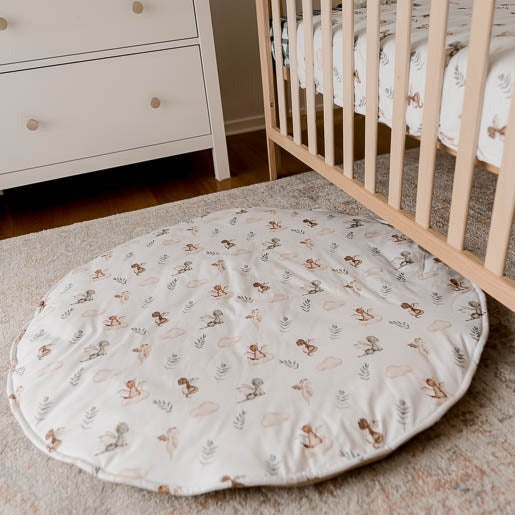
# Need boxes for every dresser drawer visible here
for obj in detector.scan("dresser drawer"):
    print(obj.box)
[0,46,211,174]
[0,0,197,65]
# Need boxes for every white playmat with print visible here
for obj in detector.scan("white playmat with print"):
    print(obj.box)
[7,208,488,495]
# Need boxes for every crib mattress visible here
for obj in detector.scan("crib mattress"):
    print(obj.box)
[7,208,488,495]
[273,0,514,168]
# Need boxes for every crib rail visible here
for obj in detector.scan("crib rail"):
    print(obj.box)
[256,0,515,311]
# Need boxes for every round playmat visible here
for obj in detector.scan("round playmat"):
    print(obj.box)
[7,208,488,495]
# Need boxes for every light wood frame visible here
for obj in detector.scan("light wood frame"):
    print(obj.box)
[256,0,515,311]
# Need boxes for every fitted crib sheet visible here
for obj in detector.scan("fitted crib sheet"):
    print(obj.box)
[272,0,515,168]
[7,208,488,495]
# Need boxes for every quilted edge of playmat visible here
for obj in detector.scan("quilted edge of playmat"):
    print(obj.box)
[5,211,490,496]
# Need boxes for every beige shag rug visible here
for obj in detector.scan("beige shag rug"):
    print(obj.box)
[1,149,514,514]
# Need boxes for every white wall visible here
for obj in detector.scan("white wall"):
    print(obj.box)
[209,0,266,135]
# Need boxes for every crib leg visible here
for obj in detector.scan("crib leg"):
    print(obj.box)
[267,137,281,181]
[0,190,4,196]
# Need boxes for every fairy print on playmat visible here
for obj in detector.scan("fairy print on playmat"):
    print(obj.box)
[7,207,488,496]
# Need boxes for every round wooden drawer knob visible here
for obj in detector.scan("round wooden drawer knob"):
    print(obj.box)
[150,97,161,109]
[0,17,8,31]
[26,119,39,131]
[132,1,144,14]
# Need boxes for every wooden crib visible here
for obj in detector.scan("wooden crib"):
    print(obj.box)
[255,0,515,311]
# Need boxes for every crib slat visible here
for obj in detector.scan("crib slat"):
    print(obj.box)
[415,0,449,228]
[388,0,412,209]
[271,0,288,135]
[484,95,515,276]
[256,0,281,180]
[447,0,495,249]
[321,0,335,165]
[286,0,302,144]
[364,0,380,192]
[302,0,317,154]
[342,0,355,178]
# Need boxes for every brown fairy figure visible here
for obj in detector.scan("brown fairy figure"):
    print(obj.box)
[105,315,125,327]
[344,280,362,295]
[184,243,199,252]
[210,284,230,298]
[220,476,246,488]
[152,311,169,326]
[354,336,382,357]
[245,344,269,362]
[92,269,107,279]
[119,379,145,400]
[201,309,224,328]
[81,340,109,362]
[354,307,375,322]
[487,115,506,140]
[396,251,414,269]
[174,261,193,275]
[296,339,318,356]
[114,291,129,303]
[300,425,323,448]
[8,386,23,409]
[459,300,483,321]
[300,238,315,249]
[253,282,270,294]
[422,378,448,400]
[445,40,466,60]
[237,378,265,402]
[37,344,53,360]
[408,337,429,360]
[344,255,362,268]
[305,258,321,270]
[132,343,151,364]
[292,379,313,405]
[45,428,64,453]
[211,259,226,272]
[157,427,179,461]
[130,263,146,276]
[401,302,424,318]
[245,309,262,327]
[347,218,364,228]
[73,289,95,304]
[178,377,198,398]
[302,219,318,228]
[267,221,282,230]
[391,234,407,244]
[263,238,281,250]
[303,280,324,295]
[220,239,236,249]
[448,278,470,293]
[96,422,129,455]
[407,91,423,108]
[358,418,384,448]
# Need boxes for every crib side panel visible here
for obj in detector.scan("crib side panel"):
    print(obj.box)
[255,0,515,311]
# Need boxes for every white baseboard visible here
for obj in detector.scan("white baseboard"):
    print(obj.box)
[224,114,265,136]
[224,97,326,136]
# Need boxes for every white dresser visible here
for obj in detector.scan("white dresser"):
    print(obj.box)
[0,0,230,192]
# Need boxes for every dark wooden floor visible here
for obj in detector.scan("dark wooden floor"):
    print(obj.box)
[0,118,414,240]
[0,130,308,240]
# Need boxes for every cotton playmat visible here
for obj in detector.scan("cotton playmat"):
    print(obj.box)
[7,208,488,495]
